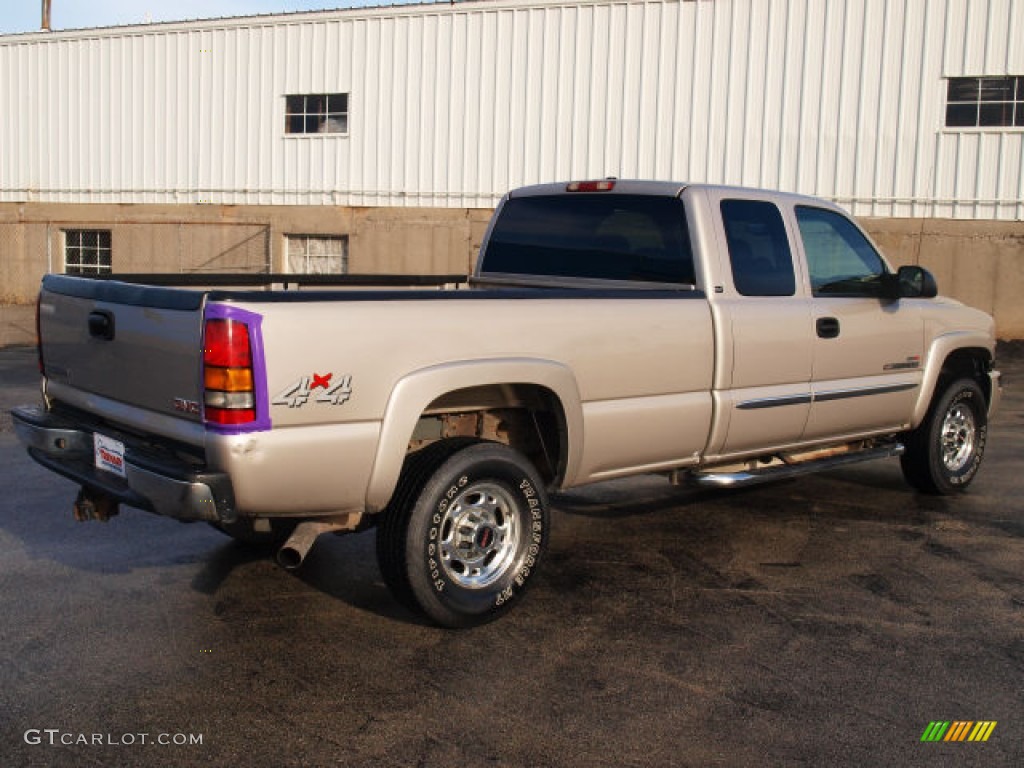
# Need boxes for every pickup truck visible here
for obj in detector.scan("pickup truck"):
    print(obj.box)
[13,180,1002,627]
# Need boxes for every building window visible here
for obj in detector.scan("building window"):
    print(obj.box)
[64,230,112,275]
[286,235,348,274]
[285,93,348,134]
[945,76,1024,128]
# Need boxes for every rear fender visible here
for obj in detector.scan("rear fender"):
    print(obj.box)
[364,358,583,513]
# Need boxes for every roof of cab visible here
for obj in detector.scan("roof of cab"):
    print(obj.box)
[507,179,849,214]
[509,179,688,198]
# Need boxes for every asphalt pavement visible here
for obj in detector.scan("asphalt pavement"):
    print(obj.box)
[1,343,1022,767]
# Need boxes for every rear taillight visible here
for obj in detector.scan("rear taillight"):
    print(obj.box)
[203,317,256,426]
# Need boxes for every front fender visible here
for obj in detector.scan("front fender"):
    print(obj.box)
[364,358,584,513]
[910,331,995,428]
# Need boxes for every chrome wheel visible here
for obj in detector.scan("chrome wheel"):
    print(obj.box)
[377,440,549,627]
[439,482,520,589]
[941,402,976,473]
[901,378,987,495]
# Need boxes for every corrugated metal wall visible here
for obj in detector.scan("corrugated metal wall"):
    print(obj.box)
[1,0,1021,218]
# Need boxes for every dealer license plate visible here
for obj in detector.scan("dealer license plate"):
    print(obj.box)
[94,433,126,478]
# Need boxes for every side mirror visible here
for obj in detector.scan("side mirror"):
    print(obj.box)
[882,265,938,299]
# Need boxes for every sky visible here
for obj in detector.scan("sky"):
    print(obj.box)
[0,1,429,35]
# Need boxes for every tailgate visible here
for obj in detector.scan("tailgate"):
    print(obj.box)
[39,275,205,424]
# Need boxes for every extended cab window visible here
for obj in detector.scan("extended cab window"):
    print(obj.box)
[480,194,695,284]
[720,200,795,296]
[796,206,887,297]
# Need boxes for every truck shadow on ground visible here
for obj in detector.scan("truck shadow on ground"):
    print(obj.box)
[189,539,289,595]
[5,434,1015,630]
[287,529,435,626]
[551,469,940,528]
[278,466,971,626]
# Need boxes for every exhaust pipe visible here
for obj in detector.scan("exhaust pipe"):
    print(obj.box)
[277,521,347,570]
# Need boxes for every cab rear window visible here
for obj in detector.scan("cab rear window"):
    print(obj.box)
[720,199,796,297]
[480,194,695,285]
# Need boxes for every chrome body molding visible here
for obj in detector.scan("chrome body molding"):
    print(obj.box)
[737,382,918,410]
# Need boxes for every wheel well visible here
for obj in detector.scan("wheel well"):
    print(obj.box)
[409,384,567,485]
[938,348,993,405]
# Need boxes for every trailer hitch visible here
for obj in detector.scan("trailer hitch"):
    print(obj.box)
[73,487,119,522]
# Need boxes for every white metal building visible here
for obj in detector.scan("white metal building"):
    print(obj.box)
[0,0,1022,334]
[2,0,1022,217]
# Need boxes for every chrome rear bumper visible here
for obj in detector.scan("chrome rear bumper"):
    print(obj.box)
[12,405,235,523]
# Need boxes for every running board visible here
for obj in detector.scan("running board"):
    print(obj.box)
[687,443,905,489]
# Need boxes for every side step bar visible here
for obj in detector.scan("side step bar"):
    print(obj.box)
[687,443,905,490]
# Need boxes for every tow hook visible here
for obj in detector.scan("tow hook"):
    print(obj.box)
[73,487,119,522]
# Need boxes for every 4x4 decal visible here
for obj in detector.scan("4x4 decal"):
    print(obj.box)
[272,372,353,408]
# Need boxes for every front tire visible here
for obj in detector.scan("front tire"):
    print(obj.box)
[901,378,988,494]
[376,440,549,628]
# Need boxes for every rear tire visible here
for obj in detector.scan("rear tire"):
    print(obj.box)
[376,440,549,628]
[900,378,987,494]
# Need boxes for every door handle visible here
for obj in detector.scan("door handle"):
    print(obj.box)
[816,317,840,339]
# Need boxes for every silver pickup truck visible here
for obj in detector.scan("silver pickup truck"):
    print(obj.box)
[13,180,1002,627]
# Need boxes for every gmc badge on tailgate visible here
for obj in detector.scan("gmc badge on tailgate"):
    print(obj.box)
[173,398,201,415]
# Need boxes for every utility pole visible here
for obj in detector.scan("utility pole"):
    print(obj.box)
[41,0,52,31]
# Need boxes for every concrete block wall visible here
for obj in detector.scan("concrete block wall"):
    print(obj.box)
[864,218,1024,339]
[1,203,1021,345]
[0,217,49,305]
